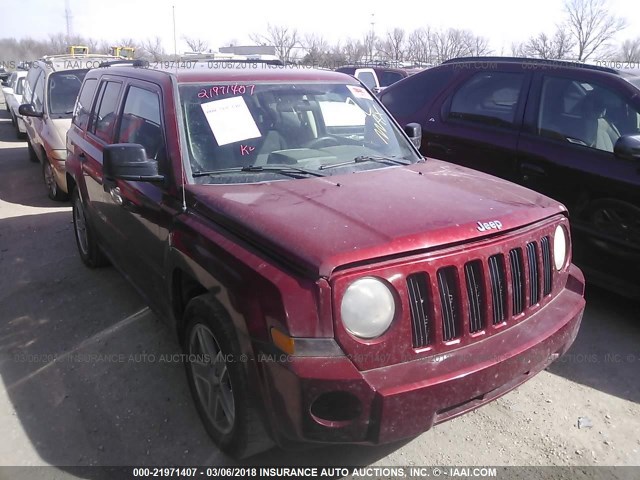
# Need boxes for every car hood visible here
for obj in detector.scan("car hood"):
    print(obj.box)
[187,159,566,277]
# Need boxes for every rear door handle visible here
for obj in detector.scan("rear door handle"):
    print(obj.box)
[521,163,546,181]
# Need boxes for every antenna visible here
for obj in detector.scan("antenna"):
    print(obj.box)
[173,5,187,213]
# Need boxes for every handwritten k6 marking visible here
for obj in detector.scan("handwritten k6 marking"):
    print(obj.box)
[477,220,503,232]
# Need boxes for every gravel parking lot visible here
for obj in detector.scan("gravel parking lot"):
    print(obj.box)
[0,94,638,477]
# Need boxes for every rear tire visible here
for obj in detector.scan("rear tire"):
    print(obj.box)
[43,158,69,201]
[183,295,273,459]
[72,188,109,268]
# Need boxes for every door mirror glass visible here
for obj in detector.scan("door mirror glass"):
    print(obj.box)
[103,143,164,183]
[404,122,422,149]
[18,103,43,118]
[614,134,640,161]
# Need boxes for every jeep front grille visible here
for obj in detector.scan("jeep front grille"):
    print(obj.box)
[407,273,431,347]
[409,234,554,349]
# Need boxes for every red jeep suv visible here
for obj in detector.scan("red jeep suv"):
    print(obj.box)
[65,60,585,458]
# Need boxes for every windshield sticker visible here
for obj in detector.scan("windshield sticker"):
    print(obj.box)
[198,84,256,99]
[200,96,261,146]
[365,104,389,144]
[319,101,366,127]
[347,85,372,99]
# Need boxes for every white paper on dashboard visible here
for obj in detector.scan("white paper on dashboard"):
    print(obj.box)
[200,96,261,146]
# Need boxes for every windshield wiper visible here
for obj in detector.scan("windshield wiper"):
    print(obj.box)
[192,164,326,178]
[319,155,411,170]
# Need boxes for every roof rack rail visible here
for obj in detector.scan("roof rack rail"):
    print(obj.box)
[98,59,149,68]
[441,56,619,74]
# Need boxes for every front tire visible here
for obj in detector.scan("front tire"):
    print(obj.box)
[72,188,109,268]
[27,140,39,163]
[43,158,68,201]
[183,295,272,459]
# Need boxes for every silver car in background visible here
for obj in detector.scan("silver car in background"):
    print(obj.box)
[2,70,28,138]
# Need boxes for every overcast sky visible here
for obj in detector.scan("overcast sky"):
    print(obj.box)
[2,0,639,56]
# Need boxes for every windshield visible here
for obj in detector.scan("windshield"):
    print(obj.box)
[178,81,420,184]
[48,70,87,116]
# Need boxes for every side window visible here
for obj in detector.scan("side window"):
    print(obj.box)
[91,81,122,142]
[32,72,46,112]
[117,85,166,164]
[449,71,525,127]
[23,68,41,104]
[537,76,640,153]
[380,67,456,117]
[357,71,378,89]
[15,77,25,96]
[72,78,98,130]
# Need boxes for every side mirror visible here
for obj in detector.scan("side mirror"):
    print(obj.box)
[614,135,640,161]
[103,144,164,184]
[404,122,422,149]
[1,80,9,87]
[18,104,43,118]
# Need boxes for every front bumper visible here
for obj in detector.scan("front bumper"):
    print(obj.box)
[16,116,26,134]
[49,158,68,193]
[258,265,585,446]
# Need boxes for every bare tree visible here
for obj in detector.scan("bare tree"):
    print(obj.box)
[463,33,491,57]
[378,28,406,62]
[301,33,329,66]
[250,24,299,63]
[326,42,347,67]
[363,30,378,63]
[521,28,575,59]
[140,37,165,62]
[407,28,434,65]
[619,38,640,62]
[564,0,627,61]
[183,36,209,53]
[431,29,488,63]
[342,38,367,64]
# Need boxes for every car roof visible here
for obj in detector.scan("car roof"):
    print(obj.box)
[36,55,124,72]
[88,63,361,84]
[337,65,409,74]
[442,56,620,75]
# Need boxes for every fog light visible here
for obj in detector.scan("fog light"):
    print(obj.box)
[310,391,362,427]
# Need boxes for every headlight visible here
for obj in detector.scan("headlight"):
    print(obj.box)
[51,149,67,161]
[340,277,395,339]
[553,225,568,271]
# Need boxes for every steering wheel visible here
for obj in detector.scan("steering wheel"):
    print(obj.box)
[303,136,340,149]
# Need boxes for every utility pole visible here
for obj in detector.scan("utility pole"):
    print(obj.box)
[369,13,375,62]
[65,0,73,38]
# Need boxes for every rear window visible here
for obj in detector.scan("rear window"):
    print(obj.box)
[379,71,405,87]
[380,67,456,117]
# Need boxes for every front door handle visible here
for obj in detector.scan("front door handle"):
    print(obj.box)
[427,142,453,156]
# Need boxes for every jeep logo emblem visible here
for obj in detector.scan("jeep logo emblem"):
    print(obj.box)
[477,220,503,232]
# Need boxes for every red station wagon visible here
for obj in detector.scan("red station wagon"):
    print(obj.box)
[65,60,586,458]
